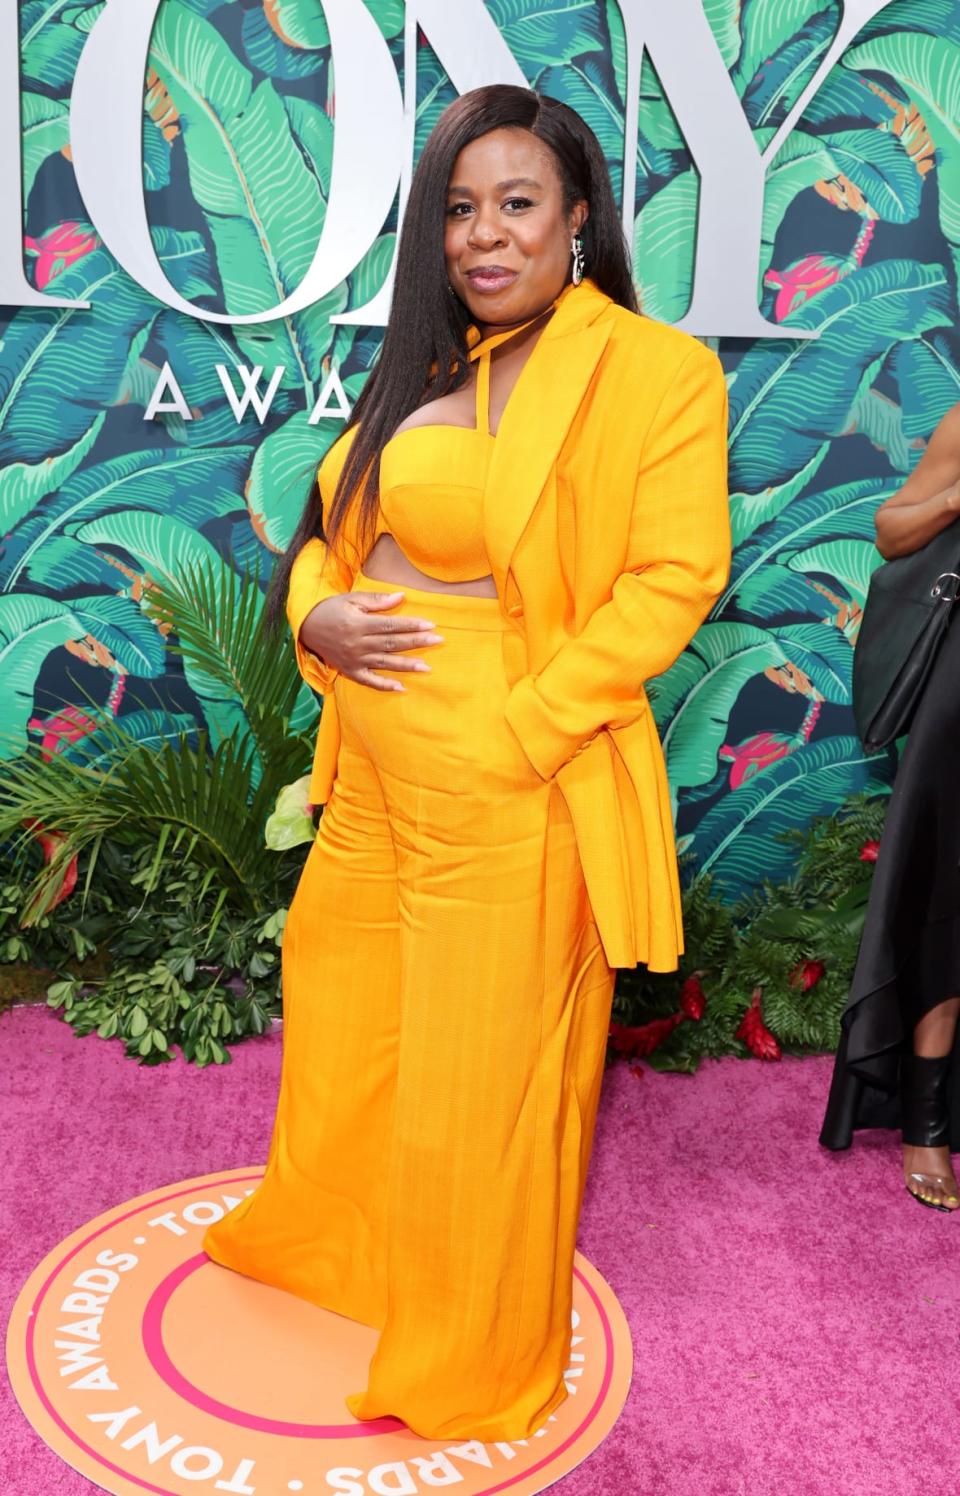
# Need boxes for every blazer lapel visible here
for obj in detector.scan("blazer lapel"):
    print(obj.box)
[483,280,614,593]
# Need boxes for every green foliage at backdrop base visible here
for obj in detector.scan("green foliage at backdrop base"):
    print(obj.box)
[611,792,887,1072]
[3,777,887,1069]
[1,835,295,1066]
[0,556,316,1066]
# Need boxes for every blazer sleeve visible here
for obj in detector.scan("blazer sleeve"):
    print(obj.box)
[285,531,358,695]
[285,427,363,694]
[503,342,731,781]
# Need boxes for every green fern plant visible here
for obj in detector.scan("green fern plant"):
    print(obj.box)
[0,552,318,925]
[0,553,318,1061]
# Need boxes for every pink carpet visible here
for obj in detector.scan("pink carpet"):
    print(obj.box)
[2,1004,955,1495]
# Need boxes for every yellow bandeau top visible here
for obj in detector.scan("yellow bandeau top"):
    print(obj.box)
[367,305,557,582]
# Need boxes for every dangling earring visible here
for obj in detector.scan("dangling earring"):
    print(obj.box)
[570,233,585,286]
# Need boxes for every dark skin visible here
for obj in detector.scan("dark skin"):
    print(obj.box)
[298,126,587,693]
[875,401,960,1208]
[874,402,960,560]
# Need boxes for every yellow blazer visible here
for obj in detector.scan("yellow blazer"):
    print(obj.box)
[285,277,731,971]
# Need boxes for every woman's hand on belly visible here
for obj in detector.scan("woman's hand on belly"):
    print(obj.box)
[363,534,498,598]
[299,590,444,693]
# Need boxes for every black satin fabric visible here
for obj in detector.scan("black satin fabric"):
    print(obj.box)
[820,608,960,1151]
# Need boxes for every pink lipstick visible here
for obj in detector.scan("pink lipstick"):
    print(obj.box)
[465,266,518,294]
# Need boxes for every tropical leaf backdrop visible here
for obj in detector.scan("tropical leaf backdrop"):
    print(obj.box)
[4,0,959,900]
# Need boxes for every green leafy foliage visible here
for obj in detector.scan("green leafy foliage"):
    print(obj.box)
[1,822,297,1063]
[612,793,889,1071]
[0,549,319,1059]
[37,844,292,1066]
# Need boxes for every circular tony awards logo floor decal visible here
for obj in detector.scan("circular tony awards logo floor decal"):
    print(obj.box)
[7,1168,632,1496]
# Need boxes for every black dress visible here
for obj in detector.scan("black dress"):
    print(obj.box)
[820,605,960,1151]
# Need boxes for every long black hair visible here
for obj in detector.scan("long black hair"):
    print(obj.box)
[264,83,637,638]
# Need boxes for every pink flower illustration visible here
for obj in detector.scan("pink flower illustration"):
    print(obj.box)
[719,731,792,790]
[764,254,845,322]
[27,705,102,760]
[24,222,98,289]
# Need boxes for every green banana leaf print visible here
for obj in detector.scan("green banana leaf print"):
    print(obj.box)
[3,0,959,903]
[690,736,886,895]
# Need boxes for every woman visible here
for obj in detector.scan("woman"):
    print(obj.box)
[820,402,960,1212]
[203,84,731,1438]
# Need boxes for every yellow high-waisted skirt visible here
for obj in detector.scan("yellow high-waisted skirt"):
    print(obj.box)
[202,572,617,1441]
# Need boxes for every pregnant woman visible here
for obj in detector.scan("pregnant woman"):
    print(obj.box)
[204,83,731,1437]
[820,402,960,1211]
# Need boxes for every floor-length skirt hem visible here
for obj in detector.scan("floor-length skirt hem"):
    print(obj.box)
[344,1372,570,1444]
[201,1222,385,1331]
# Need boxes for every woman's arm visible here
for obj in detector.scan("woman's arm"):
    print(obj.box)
[503,342,731,781]
[285,534,358,694]
[874,403,960,560]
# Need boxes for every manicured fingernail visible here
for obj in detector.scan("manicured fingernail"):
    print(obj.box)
[414,662,431,672]
[425,634,444,644]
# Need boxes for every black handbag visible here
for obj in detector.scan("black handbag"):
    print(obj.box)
[853,514,960,753]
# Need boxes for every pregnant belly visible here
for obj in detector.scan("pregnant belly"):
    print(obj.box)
[362,534,498,598]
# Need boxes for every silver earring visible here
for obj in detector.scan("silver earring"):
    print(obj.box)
[571,233,585,286]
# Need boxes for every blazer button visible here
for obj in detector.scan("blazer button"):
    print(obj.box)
[506,602,524,618]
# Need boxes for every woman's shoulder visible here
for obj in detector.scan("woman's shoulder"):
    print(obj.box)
[583,304,725,433]
[601,300,721,379]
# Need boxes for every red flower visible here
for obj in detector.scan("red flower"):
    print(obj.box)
[735,987,781,1061]
[679,974,706,1021]
[609,1013,684,1058]
[789,959,826,991]
[859,840,880,863]
[20,818,78,909]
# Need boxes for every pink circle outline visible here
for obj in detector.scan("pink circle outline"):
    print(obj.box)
[20,1170,621,1496]
[141,1252,401,1436]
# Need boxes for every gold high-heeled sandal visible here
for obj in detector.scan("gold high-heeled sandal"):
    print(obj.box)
[901,1053,959,1213]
